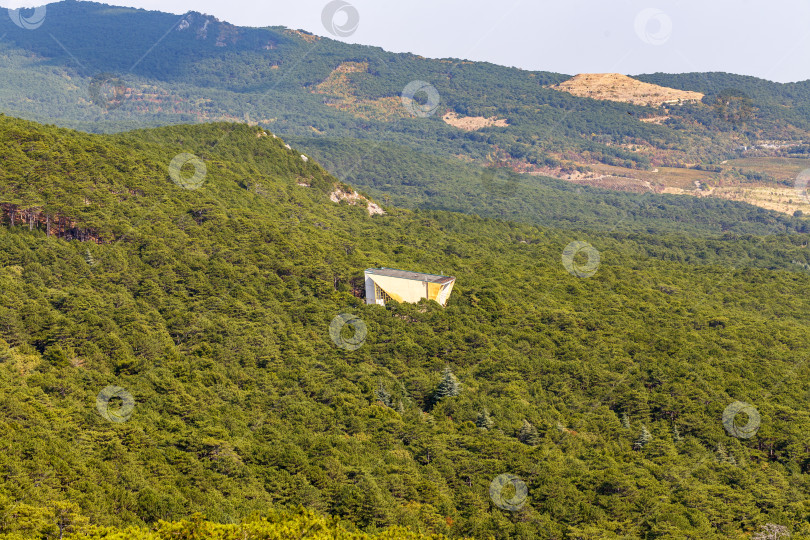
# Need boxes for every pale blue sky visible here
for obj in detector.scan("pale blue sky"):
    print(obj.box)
[9,0,810,82]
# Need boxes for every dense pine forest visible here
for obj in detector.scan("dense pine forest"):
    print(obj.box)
[0,115,809,538]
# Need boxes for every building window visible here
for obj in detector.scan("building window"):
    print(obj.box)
[375,283,392,303]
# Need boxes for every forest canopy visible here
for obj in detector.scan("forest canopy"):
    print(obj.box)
[0,115,809,538]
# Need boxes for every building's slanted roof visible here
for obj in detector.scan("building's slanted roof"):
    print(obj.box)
[365,268,455,285]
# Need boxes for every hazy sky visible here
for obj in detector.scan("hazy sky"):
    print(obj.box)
[8,0,810,82]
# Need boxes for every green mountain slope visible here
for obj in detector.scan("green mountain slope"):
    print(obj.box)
[285,135,808,236]
[2,115,810,538]
[2,1,810,237]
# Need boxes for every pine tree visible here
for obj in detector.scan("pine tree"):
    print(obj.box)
[52,500,89,539]
[475,408,494,430]
[634,424,652,450]
[621,413,630,429]
[374,384,392,408]
[672,424,681,442]
[517,419,540,446]
[433,367,461,400]
[715,442,728,462]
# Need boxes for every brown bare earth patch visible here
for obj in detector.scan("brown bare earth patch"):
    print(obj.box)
[284,29,319,43]
[662,184,810,216]
[536,155,810,215]
[442,112,509,131]
[530,168,654,193]
[312,62,406,121]
[327,96,404,121]
[549,73,704,107]
[313,62,368,94]
[639,115,671,124]
[699,157,810,215]
[726,157,810,184]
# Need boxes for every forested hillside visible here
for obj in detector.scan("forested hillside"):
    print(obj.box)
[1,115,810,538]
[3,1,810,230]
[285,135,808,236]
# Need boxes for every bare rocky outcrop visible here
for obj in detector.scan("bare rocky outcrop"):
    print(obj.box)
[0,203,104,243]
[328,187,385,216]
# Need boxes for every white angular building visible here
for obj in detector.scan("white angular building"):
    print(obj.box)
[364,268,456,307]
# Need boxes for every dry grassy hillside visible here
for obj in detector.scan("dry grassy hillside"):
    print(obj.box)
[550,73,704,106]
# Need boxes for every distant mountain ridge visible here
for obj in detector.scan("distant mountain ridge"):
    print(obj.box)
[2,1,810,226]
